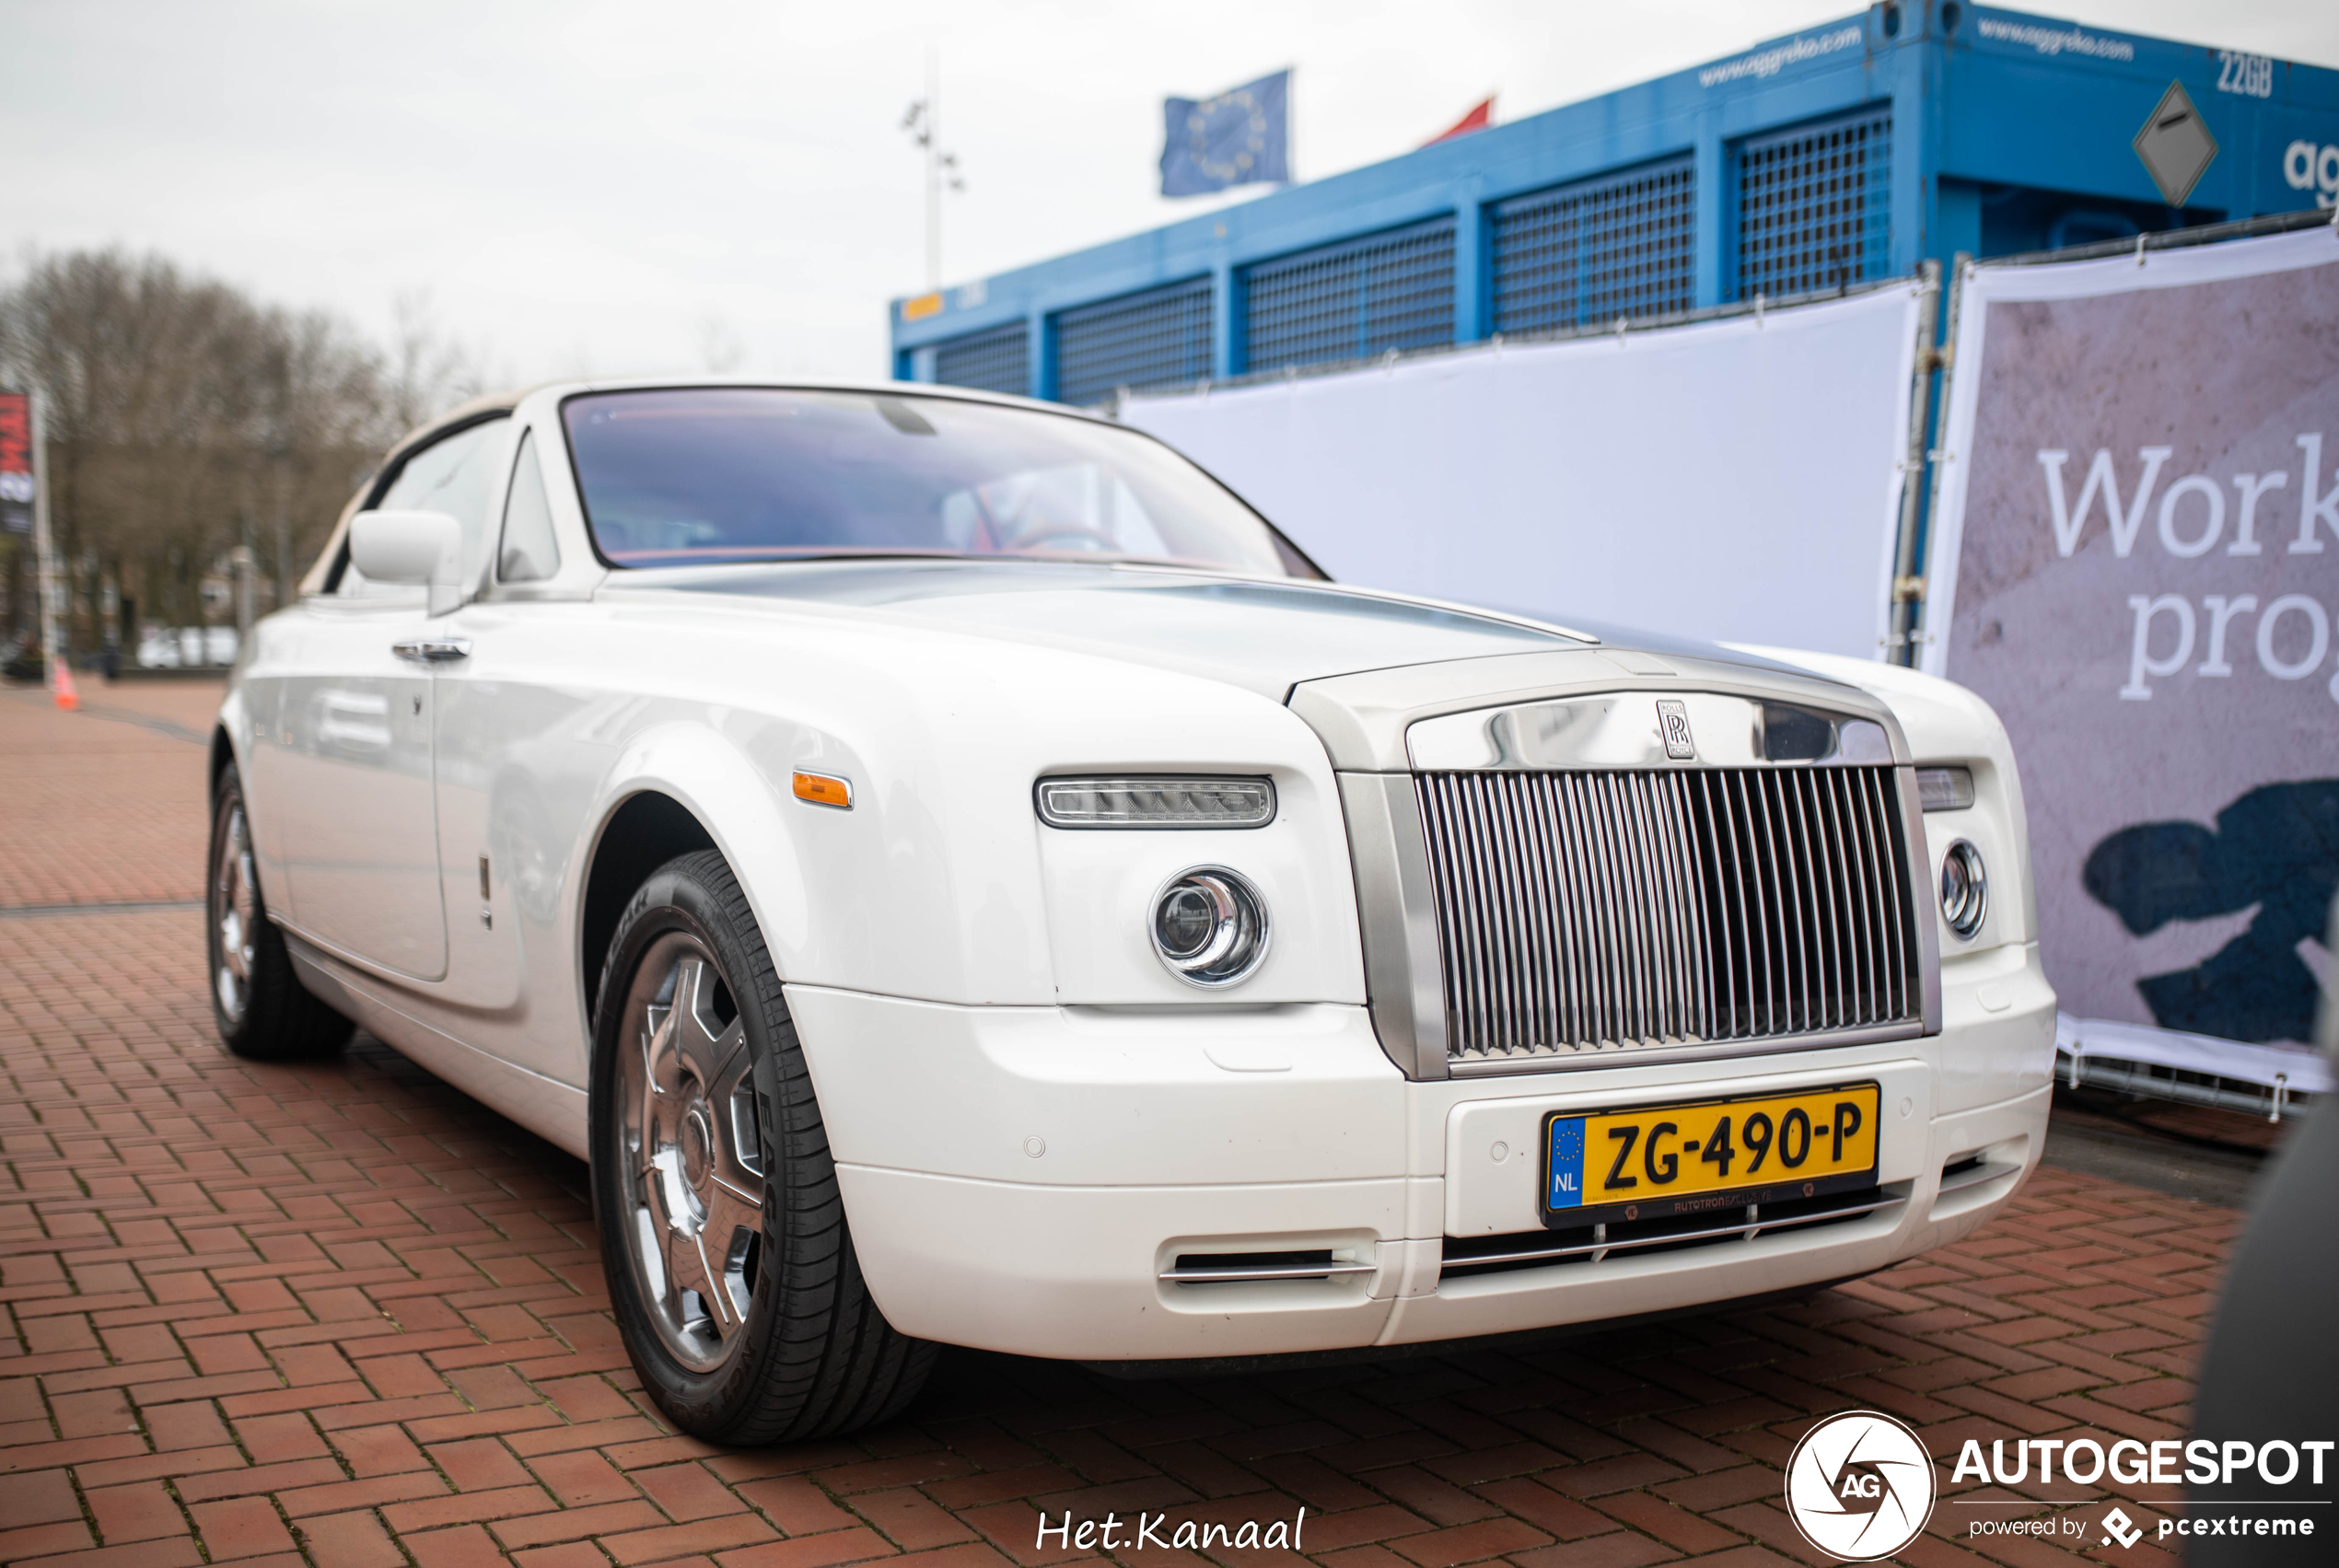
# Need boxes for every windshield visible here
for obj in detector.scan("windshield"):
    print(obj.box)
[563,387,1309,575]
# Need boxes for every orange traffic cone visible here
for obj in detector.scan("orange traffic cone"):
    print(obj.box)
[52,658,79,712]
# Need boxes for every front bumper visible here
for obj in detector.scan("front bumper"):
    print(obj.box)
[788,942,2055,1362]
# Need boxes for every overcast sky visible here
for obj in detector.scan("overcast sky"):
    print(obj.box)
[3,1,2333,389]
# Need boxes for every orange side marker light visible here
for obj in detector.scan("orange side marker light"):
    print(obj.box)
[792,771,853,809]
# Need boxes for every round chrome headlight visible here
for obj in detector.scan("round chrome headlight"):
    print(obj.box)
[1939,840,1987,940]
[1150,867,1270,987]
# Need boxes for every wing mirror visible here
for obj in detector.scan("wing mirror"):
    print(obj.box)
[349,510,465,615]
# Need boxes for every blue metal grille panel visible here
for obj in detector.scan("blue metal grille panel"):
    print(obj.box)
[1052,278,1214,408]
[1491,157,1696,334]
[1243,219,1455,373]
[1735,109,1892,299]
[933,321,1030,397]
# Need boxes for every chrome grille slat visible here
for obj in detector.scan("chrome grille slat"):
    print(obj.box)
[1786,773,1828,1031]
[1417,767,1924,1064]
[1554,777,1601,1044]
[1844,769,1883,1022]
[1878,768,1916,1020]
[1819,772,1861,1026]
[1861,772,1899,1020]
[1730,772,1776,1036]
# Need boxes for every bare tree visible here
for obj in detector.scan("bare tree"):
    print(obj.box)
[0,249,401,654]
[383,289,488,435]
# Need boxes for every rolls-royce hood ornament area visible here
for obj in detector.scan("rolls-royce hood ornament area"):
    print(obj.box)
[207,379,2053,1443]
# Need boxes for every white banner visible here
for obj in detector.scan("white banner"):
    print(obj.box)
[1123,284,1926,659]
[1926,226,2339,1057]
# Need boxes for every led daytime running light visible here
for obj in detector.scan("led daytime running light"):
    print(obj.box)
[1037,776,1275,830]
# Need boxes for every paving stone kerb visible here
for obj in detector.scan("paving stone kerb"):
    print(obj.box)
[0,690,2238,1566]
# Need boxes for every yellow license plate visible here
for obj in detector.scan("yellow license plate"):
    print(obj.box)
[1541,1082,1881,1229]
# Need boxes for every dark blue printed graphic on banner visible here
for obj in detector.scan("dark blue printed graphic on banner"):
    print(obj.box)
[1547,1118,1586,1212]
[2085,781,2339,1045]
[1160,70,1289,197]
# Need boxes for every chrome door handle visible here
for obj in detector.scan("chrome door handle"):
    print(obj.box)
[391,637,471,663]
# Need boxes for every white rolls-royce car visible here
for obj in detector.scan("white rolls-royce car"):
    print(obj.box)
[208,380,2054,1444]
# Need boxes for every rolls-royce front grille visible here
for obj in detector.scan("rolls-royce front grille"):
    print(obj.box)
[1415,766,1921,1064]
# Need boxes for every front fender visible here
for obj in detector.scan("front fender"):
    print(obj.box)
[587,720,814,961]
[572,708,1058,1016]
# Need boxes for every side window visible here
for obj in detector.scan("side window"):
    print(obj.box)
[497,432,563,584]
[341,415,509,597]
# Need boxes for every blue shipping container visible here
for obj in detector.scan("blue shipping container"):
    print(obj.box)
[889,3,2339,404]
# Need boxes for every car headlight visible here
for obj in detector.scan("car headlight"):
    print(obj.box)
[1150,867,1270,986]
[1036,776,1274,829]
[1939,840,1987,939]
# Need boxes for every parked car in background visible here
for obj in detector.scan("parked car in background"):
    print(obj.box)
[205,379,2055,1443]
[139,625,239,668]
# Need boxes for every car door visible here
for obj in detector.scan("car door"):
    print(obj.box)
[265,415,511,981]
[429,427,569,1016]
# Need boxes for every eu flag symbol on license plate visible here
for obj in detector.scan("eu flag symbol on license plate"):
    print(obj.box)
[1547,1118,1586,1211]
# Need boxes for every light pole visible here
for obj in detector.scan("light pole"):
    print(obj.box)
[29,391,64,703]
[902,50,964,291]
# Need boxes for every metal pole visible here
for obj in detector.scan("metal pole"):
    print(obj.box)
[1908,251,1972,669]
[29,389,61,695]
[1888,260,1941,668]
[231,544,256,642]
[925,49,941,291]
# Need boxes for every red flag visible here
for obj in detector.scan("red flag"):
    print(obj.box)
[1424,96,1494,146]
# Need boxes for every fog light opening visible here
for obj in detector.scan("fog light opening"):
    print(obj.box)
[1150,866,1269,986]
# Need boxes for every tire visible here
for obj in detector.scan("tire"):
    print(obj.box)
[208,762,355,1061]
[591,850,936,1443]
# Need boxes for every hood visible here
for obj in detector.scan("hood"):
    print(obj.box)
[601,559,1805,701]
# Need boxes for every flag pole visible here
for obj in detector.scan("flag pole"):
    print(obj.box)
[925,47,941,291]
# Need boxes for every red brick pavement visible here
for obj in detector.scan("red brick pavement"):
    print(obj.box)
[0,680,224,910]
[0,687,2259,1568]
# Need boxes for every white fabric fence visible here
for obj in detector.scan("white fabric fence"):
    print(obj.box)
[1123,284,1926,660]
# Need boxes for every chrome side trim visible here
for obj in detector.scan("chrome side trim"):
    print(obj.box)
[1407,691,1895,771]
[1440,1191,1907,1273]
[1442,1019,1926,1076]
[1936,1158,2019,1197]
[1899,763,1945,1037]
[390,637,472,663]
[1335,772,1449,1080]
[1289,655,1912,773]
[1159,1260,1379,1284]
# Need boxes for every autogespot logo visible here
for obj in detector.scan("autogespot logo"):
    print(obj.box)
[1786,1411,1938,1562]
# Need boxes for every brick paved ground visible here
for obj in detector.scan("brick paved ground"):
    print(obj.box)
[0,687,2267,1567]
[0,680,222,910]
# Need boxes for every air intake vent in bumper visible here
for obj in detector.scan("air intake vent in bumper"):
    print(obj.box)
[1160,1250,1375,1285]
[1440,1183,1904,1283]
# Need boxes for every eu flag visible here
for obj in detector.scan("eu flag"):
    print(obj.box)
[1160,70,1290,197]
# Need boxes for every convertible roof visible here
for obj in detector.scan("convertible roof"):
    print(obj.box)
[297,377,1129,598]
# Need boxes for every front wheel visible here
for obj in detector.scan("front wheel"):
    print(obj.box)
[591,851,935,1443]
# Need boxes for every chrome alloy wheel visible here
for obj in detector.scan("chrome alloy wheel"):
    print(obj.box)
[616,934,767,1373]
[211,802,259,1026]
